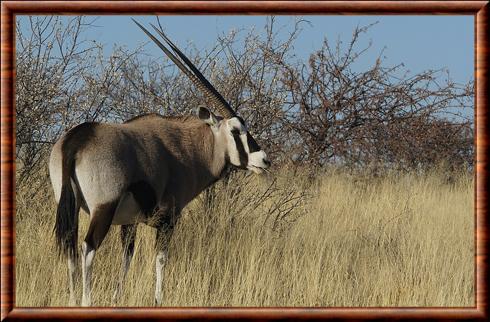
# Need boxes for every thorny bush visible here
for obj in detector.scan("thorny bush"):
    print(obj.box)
[16,17,474,185]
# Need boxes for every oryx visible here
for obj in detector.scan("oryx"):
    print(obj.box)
[49,20,270,306]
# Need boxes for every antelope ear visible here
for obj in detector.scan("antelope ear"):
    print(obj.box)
[196,106,218,126]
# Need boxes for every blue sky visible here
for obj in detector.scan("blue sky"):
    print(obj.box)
[79,15,474,85]
[17,15,474,84]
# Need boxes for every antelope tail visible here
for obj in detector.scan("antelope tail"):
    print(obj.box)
[54,145,78,259]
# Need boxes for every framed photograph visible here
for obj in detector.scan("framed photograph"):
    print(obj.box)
[1,0,487,320]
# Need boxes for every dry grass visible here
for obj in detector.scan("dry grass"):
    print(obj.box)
[15,167,474,307]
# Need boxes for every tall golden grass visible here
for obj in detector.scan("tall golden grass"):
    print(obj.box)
[15,167,474,307]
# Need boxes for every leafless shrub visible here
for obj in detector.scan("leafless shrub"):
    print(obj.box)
[15,17,143,183]
[194,171,310,235]
[15,17,474,186]
[280,22,473,171]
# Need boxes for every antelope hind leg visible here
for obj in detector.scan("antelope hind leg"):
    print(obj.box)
[81,201,117,306]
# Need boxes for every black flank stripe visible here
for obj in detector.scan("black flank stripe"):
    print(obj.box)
[232,131,248,168]
[128,181,157,216]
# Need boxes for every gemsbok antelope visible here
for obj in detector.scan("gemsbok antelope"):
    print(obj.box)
[49,20,270,306]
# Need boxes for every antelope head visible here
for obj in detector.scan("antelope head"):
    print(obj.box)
[134,19,271,174]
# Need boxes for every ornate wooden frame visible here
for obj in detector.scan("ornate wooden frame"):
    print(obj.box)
[1,1,488,320]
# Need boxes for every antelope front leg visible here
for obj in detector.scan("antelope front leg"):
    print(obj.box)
[154,227,171,306]
[113,224,137,304]
[154,249,168,305]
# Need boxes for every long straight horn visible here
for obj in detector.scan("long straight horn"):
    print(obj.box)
[133,19,236,118]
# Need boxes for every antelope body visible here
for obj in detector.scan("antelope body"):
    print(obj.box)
[49,21,270,306]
